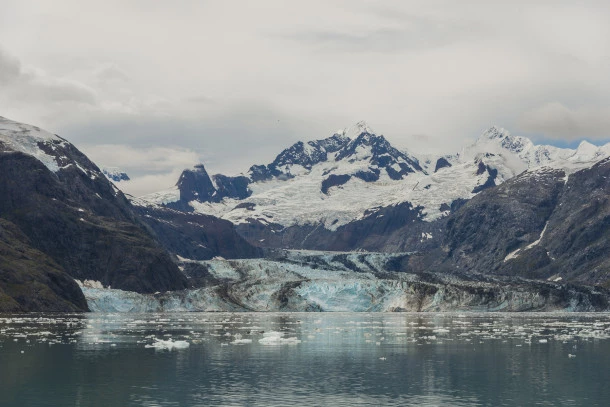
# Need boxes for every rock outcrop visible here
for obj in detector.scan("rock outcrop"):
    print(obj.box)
[0,116,188,304]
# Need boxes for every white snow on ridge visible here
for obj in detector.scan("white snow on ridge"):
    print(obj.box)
[471,126,609,173]
[177,125,610,230]
[338,120,376,139]
[187,147,496,229]
[139,186,181,205]
[0,116,67,172]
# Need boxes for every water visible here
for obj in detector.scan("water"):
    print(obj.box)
[1,312,609,406]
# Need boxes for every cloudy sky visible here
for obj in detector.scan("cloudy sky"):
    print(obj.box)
[2,0,610,195]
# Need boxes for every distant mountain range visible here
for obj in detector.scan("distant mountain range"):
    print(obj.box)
[138,120,610,252]
[1,115,609,311]
[102,167,130,182]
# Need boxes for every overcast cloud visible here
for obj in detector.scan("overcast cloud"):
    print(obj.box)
[1,0,610,195]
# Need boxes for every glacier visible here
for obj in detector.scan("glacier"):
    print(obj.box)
[79,251,610,313]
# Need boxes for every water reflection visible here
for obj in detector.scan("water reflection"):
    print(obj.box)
[1,312,609,406]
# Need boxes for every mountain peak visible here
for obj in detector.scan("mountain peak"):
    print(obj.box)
[176,163,216,203]
[577,140,597,151]
[0,116,68,172]
[338,121,376,140]
[335,124,424,177]
[480,125,510,141]
[353,120,374,133]
[271,139,328,170]
[318,133,351,153]
[476,126,533,154]
[571,140,601,161]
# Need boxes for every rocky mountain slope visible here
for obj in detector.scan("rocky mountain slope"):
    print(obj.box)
[140,122,610,255]
[4,114,610,313]
[0,116,191,310]
[132,202,263,261]
[0,218,88,312]
[445,158,610,286]
[133,121,610,291]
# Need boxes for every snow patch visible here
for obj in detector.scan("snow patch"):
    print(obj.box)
[0,116,66,172]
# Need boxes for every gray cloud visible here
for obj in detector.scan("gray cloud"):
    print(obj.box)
[0,49,21,83]
[2,1,610,194]
[0,48,97,106]
[59,100,327,175]
[93,63,130,84]
[283,13,479,54]
[519,102,610,141]
[81,144,201,176]
[117,170,186,198]
[80,144,201,196]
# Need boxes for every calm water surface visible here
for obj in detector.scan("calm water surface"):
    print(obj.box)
[1,312,609,406]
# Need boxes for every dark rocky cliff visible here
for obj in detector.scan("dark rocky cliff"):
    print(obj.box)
[444,160,610,286]
[0,218,88,312]
[234,159,610,288]
[135,205,263,262]
[0,130,188,305]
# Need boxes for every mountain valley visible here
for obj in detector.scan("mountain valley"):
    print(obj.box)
[2,115,610,312]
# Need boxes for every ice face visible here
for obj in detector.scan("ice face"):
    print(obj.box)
[79,251,609,313]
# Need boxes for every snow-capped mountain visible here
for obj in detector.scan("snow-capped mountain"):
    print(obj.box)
[246,121,423,182]
[139,122,610,235]
[3,114,610,312]
[102,167,130,182]
[465,125,610,173]
[0,116,191,311]
[0,116,103,177]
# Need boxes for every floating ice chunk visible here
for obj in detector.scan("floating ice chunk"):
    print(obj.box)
[258,331,301,345]
[539,339,548,343]
[231,339,253,345]
[145,338,190,350]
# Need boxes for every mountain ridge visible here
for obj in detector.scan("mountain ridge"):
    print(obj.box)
[3,114,610,312]
[0,116,193,310]
[139,122,610,233]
